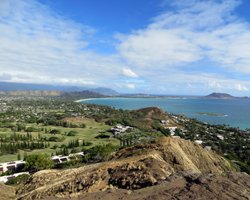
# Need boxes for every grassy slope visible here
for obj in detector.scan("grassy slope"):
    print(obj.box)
[0,118,119,162]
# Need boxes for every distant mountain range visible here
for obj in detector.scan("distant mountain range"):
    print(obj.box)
[61,90,106,99]
[204,92,249,99]
[0,82,119,96]
[90,88,119,96]
[0,81,85,91]
[0,82,249,99]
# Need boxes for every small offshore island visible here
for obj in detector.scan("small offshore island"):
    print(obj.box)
[82,92,250,129]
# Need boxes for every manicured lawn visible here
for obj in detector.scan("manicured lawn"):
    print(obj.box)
[0,118,119,162]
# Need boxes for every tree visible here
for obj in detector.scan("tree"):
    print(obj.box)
[17,153,21,160]
[80,123,86,128]
[24,154,54,171]
[50,129,61,135]
[67,130,78,136]
[84,143,117,162]
[16,123,26,132]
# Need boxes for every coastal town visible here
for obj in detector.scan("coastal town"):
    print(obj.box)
[0,95,250,185]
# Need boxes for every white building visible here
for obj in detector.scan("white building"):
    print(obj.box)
[111,124,133,136]
[51,155,70,163]
[204,146,212,150]
[194,140,203,145]
[0,160,25,174]
[51,152,84,164]
[160,120,169,125]
[0,172,29,183]
[167,126,178,136]
[217,134,224,140]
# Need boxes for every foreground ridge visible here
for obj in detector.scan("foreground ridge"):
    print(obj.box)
[17,137,243,200]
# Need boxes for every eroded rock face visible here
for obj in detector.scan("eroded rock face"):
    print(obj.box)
[17,137,236,199]
[76,172,250,200]
[0,184,16,200]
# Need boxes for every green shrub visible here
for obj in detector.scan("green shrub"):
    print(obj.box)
[48,136,60,142]
[82,140,92,146]
[67,130,78,136]
[5,174,30,185]
[24,154,54,171]
[49,129,61,135]
[95,134,110,139]
[84,143,117,162]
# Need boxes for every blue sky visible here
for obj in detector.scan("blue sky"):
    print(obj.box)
[0,0,250,95]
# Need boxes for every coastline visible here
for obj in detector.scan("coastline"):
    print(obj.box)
[75,96,198,103]
[74,97,249,129]
[74,97,121,103]
[74,98,96,103]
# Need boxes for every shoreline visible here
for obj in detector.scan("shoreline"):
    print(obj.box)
[74,97,249,130]
[75,97,121,103]
[75,98,96,103]
[196,112,228,117]
[75,96,199,103]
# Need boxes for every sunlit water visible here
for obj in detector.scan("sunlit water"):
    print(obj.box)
[81,97,250,130]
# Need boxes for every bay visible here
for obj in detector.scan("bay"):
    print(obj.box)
[81,97,250,130]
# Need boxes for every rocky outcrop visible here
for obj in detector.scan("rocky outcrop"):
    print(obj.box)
[60,172,250,200]
[0,184,15,200]
[130,107,176,130]
[16,137,236,199]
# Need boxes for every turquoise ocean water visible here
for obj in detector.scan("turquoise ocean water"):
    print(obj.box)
[82,98,250,130]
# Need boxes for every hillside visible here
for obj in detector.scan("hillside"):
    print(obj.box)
[60,90,106,99]
[0,81,119,96]
[0,90,62,97]
[129,107,172,130]
[47,172,250,200]
[90,88,119,96]
[0,184,15,200]
[0,82,86,92]
[17,137,236,199]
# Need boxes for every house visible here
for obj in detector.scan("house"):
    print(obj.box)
[51,152,84,164]
[205,146,212,150]
[51,156,61,164]
[0,172,29,183]
[217,134,224,140]
[194,140,203,145]
[110,124,133,136]
[160,120,169,125]
[51,155,69,163]
[166,126,178,136]
[0,160,26,174]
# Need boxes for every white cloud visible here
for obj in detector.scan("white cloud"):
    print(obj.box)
[0,0,250,95]
[0,73,12,81]
[0,0,124,87]
[208,81,223,89]
[122,68,138,78]
[117,0,250,75]
[234,83,248,91]
[126,83,136,89]
[118,29,201,67]
[134,69,250,95]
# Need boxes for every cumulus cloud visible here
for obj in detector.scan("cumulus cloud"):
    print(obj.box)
[0,0,250,94]
[117,0,250,74]
[0,73,12,81]
[122,68,138,78]
[118,29,201,67]
[234,83,248,91]
[113,0,250,94]
[0,0,124,87]
[126,83,136,89]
